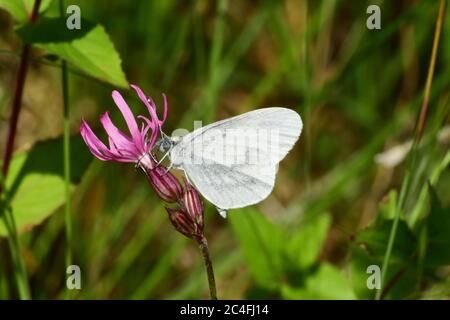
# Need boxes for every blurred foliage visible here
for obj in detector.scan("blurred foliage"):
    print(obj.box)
[0,136,91,236]
[0,0,450,300]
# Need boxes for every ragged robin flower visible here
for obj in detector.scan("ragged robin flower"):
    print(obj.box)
[80,85,204,239]
[80,84,166,167]
[80,85,215,299]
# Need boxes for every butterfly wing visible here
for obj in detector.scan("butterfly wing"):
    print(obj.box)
[170,107,302,210]
[181,162,277,210]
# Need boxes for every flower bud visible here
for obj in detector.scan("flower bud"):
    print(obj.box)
[165,206,197,238]
[182,179,204,230]
[146,165,183,202]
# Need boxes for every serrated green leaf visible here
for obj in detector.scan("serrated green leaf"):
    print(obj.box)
[0,136,92,236]
[0,0,52,23]
[349,247,417,299]
[285,213,331,270]
[350,209,420,299]
[17,17,128,88]
[229,208,284,290]
[355,218,417,265]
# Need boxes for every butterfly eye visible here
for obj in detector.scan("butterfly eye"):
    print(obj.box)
[156,138,173,153]
[158,144,167,153]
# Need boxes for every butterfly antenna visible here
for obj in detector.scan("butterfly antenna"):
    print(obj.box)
[135,154,143,170]
[158,123,170,140]
[151,124,168,152]
[135,153,149,171]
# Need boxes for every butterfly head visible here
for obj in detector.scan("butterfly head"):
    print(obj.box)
[155,136,172,153]
[155,132,181,154]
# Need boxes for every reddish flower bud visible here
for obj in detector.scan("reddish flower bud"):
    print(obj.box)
[138,154,183,203]
[165,206,198,238]
[182,179,204,230]
[146,166,183,202]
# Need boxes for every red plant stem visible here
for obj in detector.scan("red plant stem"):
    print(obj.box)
[380,268,407,300]
[415,0,446,144]
[1,0,42,189]
[197,236,217,300]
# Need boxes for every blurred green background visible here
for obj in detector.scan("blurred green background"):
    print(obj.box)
[0,0,450,299]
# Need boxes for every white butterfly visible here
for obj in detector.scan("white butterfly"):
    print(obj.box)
[156,107,302,217]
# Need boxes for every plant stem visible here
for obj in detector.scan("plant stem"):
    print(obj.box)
[3,209,30,299]
[0,174,30,300]
[375,173,409,300]
[416,0,446,144]
[59,0,73,285]
[197,236,217,300]
[0,0,42,300]
[301,2,311,192]
[376,0,446,300]
[380,268,407,300]
[1,0,41,183]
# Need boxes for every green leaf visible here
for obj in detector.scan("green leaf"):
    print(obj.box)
[350,247,417,299]
[350,247,376,299]
[281,263,356,300]
[355,218,417,265]
[0,0,52,23]
[350,211,419,299]
[285,213,331,270]
[0,136,92,236]
[424,187,450,268]
[229,208,285,290]
[17,17,128,88]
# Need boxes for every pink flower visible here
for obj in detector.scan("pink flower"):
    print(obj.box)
[80,84,206,242]
[80,84,167,164]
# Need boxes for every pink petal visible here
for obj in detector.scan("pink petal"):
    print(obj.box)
[80,120,115,161]
[100,112,141,154]
[108,136,119,153]
[138,116,158,149]
[161,93,168,124]
[106,137,137,161]
[137,115,154,148]
[130,84,160,125]
[111,90,143,148]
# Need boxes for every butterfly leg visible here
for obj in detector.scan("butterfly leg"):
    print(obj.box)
[162,162,173,175]
[155,147,172,167]
[135,152,157,171]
